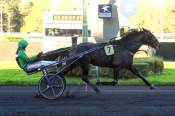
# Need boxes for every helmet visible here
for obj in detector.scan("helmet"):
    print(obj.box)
[18,39,28,48]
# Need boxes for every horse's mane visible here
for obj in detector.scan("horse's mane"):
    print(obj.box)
[120,29,141,42]
[103,29,140,45]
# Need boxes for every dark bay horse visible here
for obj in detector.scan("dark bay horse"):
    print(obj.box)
[41,28,159,92]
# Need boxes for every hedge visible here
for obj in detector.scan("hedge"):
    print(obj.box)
[67,56,164,79]
[3,35,24,41]
[134,56,164,74]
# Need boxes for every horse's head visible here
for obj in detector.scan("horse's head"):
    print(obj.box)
[141,28,159,49]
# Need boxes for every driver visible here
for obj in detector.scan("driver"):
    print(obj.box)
[16,39,56,72]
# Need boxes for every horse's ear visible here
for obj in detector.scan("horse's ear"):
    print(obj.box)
[137,27,142,31]
[137,23,143,31]
[142,28,146,31]
[142,28,149,32]
[139,28,144,32]
[138,27,145,31]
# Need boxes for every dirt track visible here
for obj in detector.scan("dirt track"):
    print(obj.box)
[0,40,42,61]
[0,85,175,116]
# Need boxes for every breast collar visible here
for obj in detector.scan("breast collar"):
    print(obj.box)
[125,42,142,56]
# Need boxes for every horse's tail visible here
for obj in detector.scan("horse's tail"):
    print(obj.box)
[41,47,71,60]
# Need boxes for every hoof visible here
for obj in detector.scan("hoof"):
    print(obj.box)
[150,84,156,89]
[112,81,118,86]
[95,88,101,94]
[92,85,101,93]
[34,93,42,98]
[65,91,75,98]
[96,81,101,85]
[94,87,101,93]
[112,82,115,86]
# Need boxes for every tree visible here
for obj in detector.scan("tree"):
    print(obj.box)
[0,0,26,32]
[130,0,175,32]
[10,7,25,32]
[2,12,8,32]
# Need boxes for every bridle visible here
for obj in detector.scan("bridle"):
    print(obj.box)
[142,30,158,48]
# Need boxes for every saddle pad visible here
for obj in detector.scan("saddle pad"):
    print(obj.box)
[104,45,114,56]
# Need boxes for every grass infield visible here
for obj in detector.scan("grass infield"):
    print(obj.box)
[0,61,175,85]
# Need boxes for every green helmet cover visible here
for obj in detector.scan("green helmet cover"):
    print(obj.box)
[18,39,28,48]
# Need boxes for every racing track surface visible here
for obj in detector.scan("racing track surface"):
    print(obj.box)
[0,85,175,116]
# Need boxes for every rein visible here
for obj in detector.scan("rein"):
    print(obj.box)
[62,36,121,52]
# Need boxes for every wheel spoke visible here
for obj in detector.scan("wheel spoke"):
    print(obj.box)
[39,74,65,99]
[51,85,62,88]
[44,77,51,85]
[51,87,56,97]
[41,86,50,93]
[50,77,55,83]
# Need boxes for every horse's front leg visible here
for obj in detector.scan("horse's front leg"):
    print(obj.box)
[112,68,120,86]
[81,64,100,93]
[129,66,155,89]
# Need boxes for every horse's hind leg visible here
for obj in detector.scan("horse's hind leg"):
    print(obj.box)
[81,63,100,93]
[130,66,155,89]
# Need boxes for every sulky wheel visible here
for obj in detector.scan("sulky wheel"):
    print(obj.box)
[38,74,66,100]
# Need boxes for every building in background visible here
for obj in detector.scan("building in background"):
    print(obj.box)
[43,0,134,52]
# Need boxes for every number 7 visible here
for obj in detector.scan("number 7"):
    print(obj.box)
[107,46,111,53]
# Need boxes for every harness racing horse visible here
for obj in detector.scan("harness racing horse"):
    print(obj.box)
[41,28,159,93]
